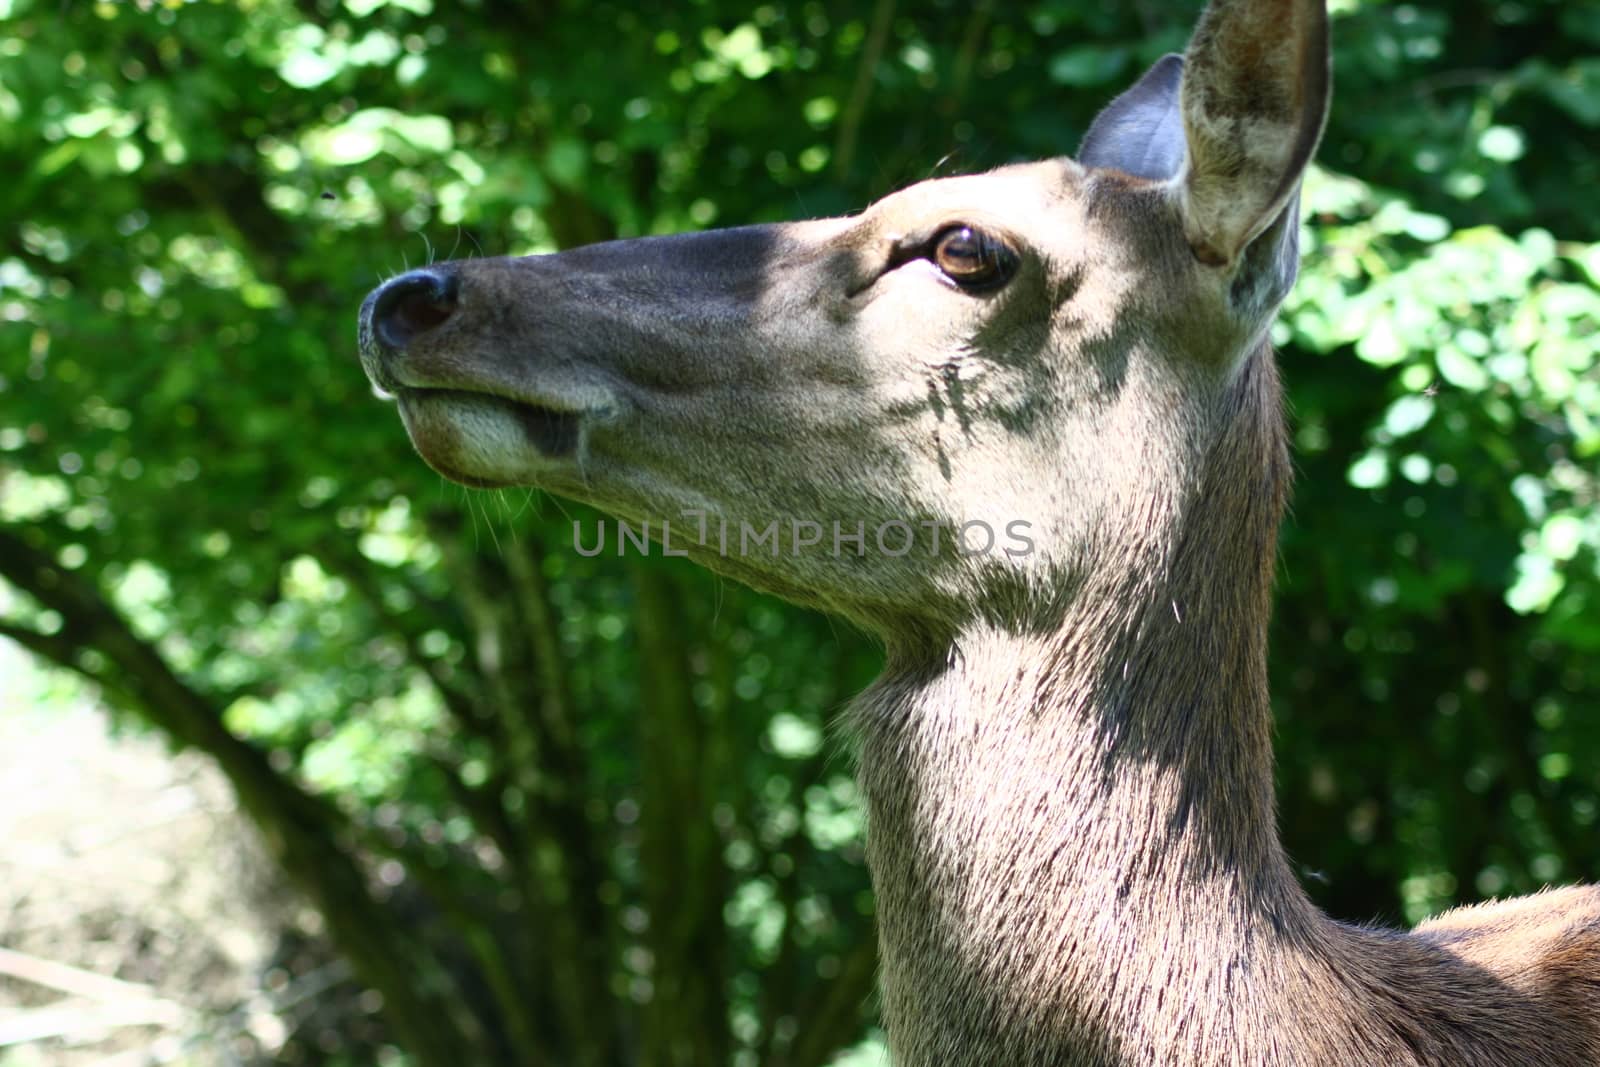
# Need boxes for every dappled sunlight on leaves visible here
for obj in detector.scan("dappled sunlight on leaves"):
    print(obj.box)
[0,0,1596,1061]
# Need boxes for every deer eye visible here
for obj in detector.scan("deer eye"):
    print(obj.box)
[931,226,1017,290]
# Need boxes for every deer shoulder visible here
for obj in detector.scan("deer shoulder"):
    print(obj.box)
[1416,885,1600,1006]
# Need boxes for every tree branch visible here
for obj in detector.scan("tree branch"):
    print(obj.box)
[0,524,495,1067]
[834,0,897,180]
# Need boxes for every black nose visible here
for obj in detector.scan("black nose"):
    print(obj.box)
[369,269,459,350]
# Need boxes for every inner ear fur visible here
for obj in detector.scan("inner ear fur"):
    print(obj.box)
[1179,0,1330,267]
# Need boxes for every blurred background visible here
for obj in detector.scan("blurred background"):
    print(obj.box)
[1,0,1597,1063]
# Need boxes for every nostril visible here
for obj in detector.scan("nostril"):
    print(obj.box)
[372,270,459,350]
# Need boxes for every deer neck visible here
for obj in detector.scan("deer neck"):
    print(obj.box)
[852,349,1328,1063]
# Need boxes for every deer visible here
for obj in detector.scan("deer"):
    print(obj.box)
[355,0,1600,1062]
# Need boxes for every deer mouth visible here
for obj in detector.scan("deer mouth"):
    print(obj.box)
[390,387,589,488]
[513,399,582,456]
[404,388,581,457]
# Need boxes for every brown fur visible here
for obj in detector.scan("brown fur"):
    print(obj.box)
[355,0,1600,1062]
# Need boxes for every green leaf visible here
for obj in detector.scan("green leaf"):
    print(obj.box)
[1348,450,1391,490]
[1478,125,1525,162]
[1507,552,1564,614]
[1048,46,1129,87]
[1541,513,1586,562]
[1356,316,1406,366]
[1436,345,1489,390]
[1383,395,1436,437]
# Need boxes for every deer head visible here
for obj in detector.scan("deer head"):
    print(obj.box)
[358,0,1329,653]
[357,6,1600,1066]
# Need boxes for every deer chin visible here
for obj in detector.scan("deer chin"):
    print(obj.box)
[395,388,584,487]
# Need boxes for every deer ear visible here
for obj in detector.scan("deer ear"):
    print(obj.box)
[1077,54,1186,181]
[1178,0,1330,267]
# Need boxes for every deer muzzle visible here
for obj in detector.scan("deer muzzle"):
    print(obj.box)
[357,264,615,486]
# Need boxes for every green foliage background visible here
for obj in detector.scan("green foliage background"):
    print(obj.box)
[1,0,1597,1063]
